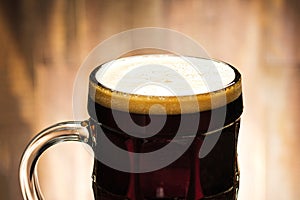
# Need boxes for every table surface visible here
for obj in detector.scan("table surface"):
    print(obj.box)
[0,0,299,199]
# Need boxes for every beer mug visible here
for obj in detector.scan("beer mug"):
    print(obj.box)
[19,54,243,200]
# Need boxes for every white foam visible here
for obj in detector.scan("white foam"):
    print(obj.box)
[96,55,235,96]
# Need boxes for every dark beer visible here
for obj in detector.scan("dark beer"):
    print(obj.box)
[87,55,243,200]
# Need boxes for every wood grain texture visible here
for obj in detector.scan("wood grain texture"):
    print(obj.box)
[0,0,299,199]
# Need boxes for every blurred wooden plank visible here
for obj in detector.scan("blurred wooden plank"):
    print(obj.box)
[0,4,35,200]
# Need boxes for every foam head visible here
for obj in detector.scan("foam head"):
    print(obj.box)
[89,55,241,114]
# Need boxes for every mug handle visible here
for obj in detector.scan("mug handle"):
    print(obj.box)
[19,120,91,200]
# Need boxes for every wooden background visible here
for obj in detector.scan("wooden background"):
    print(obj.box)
[0,0,299,199]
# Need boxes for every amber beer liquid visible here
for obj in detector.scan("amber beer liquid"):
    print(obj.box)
[87,55,243,200]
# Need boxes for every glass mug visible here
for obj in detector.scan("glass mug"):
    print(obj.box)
[20,54,243,200]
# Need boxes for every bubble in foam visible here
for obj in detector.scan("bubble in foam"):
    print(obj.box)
[95,54,236,96]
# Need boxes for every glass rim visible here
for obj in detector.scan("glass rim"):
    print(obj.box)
[88,54,242,114]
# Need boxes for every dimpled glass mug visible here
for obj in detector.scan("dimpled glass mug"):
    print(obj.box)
[19,54,243,200]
